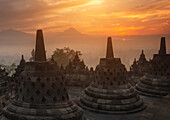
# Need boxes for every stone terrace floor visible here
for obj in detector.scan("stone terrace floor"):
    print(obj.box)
[68,87,170,120]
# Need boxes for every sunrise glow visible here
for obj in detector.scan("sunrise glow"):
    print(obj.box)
[0,0,170,35]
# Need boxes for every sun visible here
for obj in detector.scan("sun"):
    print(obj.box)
[89,0,104,5]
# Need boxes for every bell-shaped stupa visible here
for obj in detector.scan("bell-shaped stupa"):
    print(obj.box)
[79,37,146,114]
[1,30,86,120]
[136,37,170,98]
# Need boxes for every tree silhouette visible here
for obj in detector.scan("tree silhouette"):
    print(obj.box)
[51,47,81,67]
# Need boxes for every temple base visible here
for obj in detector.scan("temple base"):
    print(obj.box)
[1,101,86,120]
[136,77,170,98]
[79,85,146,114]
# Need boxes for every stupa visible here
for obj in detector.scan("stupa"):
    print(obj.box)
[14,55,26,78]
[137,50,148,74]
[136,37,170,98]
[1,30,85,120]
[65,52,91,87]
[11,55,26,98]
[129,51,148,86]
[130,50,148,76]
[66,52,86,73]
[130,58,139,75]
[79,37,146,114]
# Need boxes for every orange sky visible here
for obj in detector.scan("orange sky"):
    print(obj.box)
[0,0,170,35]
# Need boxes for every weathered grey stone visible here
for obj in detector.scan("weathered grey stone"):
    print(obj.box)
[79,37,146,114]
[65,52,93,87]
[136,37,170,98]
[1,30,86,120]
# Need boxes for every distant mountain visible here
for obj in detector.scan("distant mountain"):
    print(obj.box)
[0,29,31,37]
[0,28,169,51]
[46,27,95,46]
[62,27,82,35]
[0,29,34,46]
[56,27,88,37]
[0,28,169,69]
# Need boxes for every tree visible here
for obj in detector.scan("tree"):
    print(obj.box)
[51,47,81,67]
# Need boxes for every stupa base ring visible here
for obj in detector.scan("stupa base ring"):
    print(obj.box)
[1,101,86,120]
[77,98,146,114]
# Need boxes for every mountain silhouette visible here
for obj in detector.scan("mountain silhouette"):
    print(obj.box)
[0,29,34,46]
[0,28,170,69]
[63,27,82,35]
[0,28,170,51]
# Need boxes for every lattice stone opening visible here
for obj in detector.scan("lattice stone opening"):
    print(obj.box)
[62,96,65,101]
[30,96,34,102]
[41,97,46,103]
[51,83,56,89]
[55,77,58,81]
[22,96,25,101]
[110,82,113,85]
[47,90,51,96]
[23,82,26,87]
[26,89,30,94]
[27,77,31,81]
[41,83,45,88]
[20,88,22,93]
[46,78,50,81]
[36,90,40,95]
[53,97,57,102]
[36,77,41,82]
[32,82,35,88]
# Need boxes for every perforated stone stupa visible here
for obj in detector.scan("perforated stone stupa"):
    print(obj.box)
[129,50,148,86]
[14,55,26,79]
[1,30,85,120]
[130,50,148,76]
[136,37,170,98]
[11,55,26,98]
[79,37,146,114]
[65,52,91,87]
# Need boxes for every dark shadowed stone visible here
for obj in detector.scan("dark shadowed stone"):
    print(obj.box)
[159,37,166,55]
[35,30,46,61]
[136,37,170,98]
[106,37,114,58]
[79,37,146,114]
[1,30,86,120]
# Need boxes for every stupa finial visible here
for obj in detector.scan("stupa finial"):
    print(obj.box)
[106,37,114,58]
[159,37,166,55]
[35,29,46,61]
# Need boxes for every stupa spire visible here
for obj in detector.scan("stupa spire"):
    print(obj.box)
[159,37,166,55]
[134,58,137,63]
[35,29,46,61]
[75,52,79,59]
[20,55,25,64]
[22,55,24,59]
[142,50,144,54]
[106,37,114,58]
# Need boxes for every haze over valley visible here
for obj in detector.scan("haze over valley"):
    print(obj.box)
[0,27,169,69]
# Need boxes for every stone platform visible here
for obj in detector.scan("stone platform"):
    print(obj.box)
[136,76,170,98]
[68,86,170,120]
[79,83,146,114]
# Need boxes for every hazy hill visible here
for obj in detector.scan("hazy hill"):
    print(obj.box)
[0,28,169,68]
[0,29,34,46]
[0,28,169,50]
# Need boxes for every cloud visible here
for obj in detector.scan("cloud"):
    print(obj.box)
[0,0,90,31]
[0,0,169,35]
